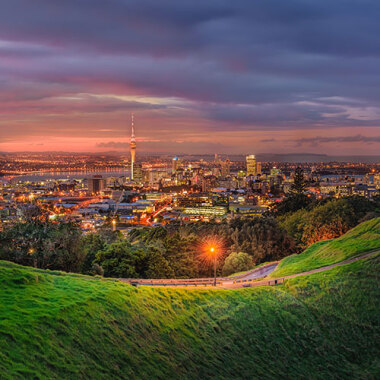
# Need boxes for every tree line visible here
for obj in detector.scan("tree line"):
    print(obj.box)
[1,187,379,278]
[0,206,295,278]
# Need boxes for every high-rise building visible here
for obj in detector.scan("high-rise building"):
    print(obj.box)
[130,114,136,180]
[133,162,143,183]
[172,156,181,174]
[256,162,262,175]
[246,155,257,176]
[201,175,217,192]
[220,158,231,177]
[88,175,106,195]
[374,174,380,189]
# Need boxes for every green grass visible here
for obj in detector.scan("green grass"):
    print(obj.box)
[1,249,379,379]
[270,217,380,278]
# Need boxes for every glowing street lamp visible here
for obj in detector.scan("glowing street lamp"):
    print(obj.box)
[200,236,224,287]
[210,247,217,286]
[112,219,116,231]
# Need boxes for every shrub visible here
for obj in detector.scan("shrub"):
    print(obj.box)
[222,252,253,276]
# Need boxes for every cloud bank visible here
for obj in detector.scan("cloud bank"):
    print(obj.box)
[0,0,379,154]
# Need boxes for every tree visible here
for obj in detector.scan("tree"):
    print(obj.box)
[228,217,296,264]
[0,221,85,272]
[265,167,313,217]
[80,233,108,275]
[291,167,307,195]
[95,241,148,278]
[222,252,253,276]
[145,247,174,279]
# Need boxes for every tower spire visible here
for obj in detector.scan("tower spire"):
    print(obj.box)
[130,113,137,180]
[131,113,135,142]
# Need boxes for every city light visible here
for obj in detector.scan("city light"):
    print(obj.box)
[200,236,225,286]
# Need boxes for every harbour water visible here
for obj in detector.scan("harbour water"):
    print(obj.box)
[3,169,131,183]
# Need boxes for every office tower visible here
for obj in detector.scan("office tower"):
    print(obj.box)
[130,114,136,180]
[172,156,181,174]
[201,175,216,192]
[221,158,231,177]
[246,155,257,176]
[374,174,380,189]
[133,162,143,183]
[88,175,106,195]
[256,162,262,175]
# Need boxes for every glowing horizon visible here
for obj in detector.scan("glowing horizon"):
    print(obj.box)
[0,1,379,155]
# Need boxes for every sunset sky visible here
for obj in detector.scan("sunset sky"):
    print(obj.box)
[1,0,380,155]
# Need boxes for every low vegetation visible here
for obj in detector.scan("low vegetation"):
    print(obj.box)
[0,250,379,379]
[0,213,296,279]
[270,217,380,278]
[222,251,254,276]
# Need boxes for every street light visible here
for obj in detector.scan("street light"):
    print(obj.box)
[112,219,116,231]
[210,247,217,286]
[200,236,224,287]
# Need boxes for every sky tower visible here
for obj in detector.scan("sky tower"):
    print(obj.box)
[130,114,136,180]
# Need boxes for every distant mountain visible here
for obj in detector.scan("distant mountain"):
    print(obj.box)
[255,153,380,163]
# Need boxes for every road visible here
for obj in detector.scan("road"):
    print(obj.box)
[119,250,379,289]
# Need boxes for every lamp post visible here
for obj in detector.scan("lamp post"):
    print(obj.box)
[210,247,217,286]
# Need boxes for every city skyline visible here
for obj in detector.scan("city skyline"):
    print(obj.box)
[1,1,380,155]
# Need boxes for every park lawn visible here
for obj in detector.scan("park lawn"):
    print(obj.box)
[270,217,380,278]
[0,249,379,379]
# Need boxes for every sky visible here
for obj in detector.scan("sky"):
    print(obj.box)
[1,0,380,155]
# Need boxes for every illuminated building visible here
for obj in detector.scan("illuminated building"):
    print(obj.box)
[181,206,227,217]
[220,158,231,177]
[271,167,281,176]
[375,174,380,189]
[176,194,212,207]
[130,114,136,180]
[172,156,181,174]
[201,175,217,192]
[133,162,143,183]
[246,155,257,176]
[229,205,268,217]
[88,175,106,195]
[256,162,262,175]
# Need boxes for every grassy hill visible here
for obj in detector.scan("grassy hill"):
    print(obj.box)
[270,217,380,278]
[1,247,379,379]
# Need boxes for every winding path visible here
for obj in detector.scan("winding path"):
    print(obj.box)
[119,250,379,289]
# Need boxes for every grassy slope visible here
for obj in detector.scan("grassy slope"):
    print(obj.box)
[1,252,379,380]
[270,217,380,278]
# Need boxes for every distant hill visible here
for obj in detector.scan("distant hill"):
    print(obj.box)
[0,220,380,378]
[254,153,380,163]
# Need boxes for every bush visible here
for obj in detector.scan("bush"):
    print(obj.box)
[222,252,253,276]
